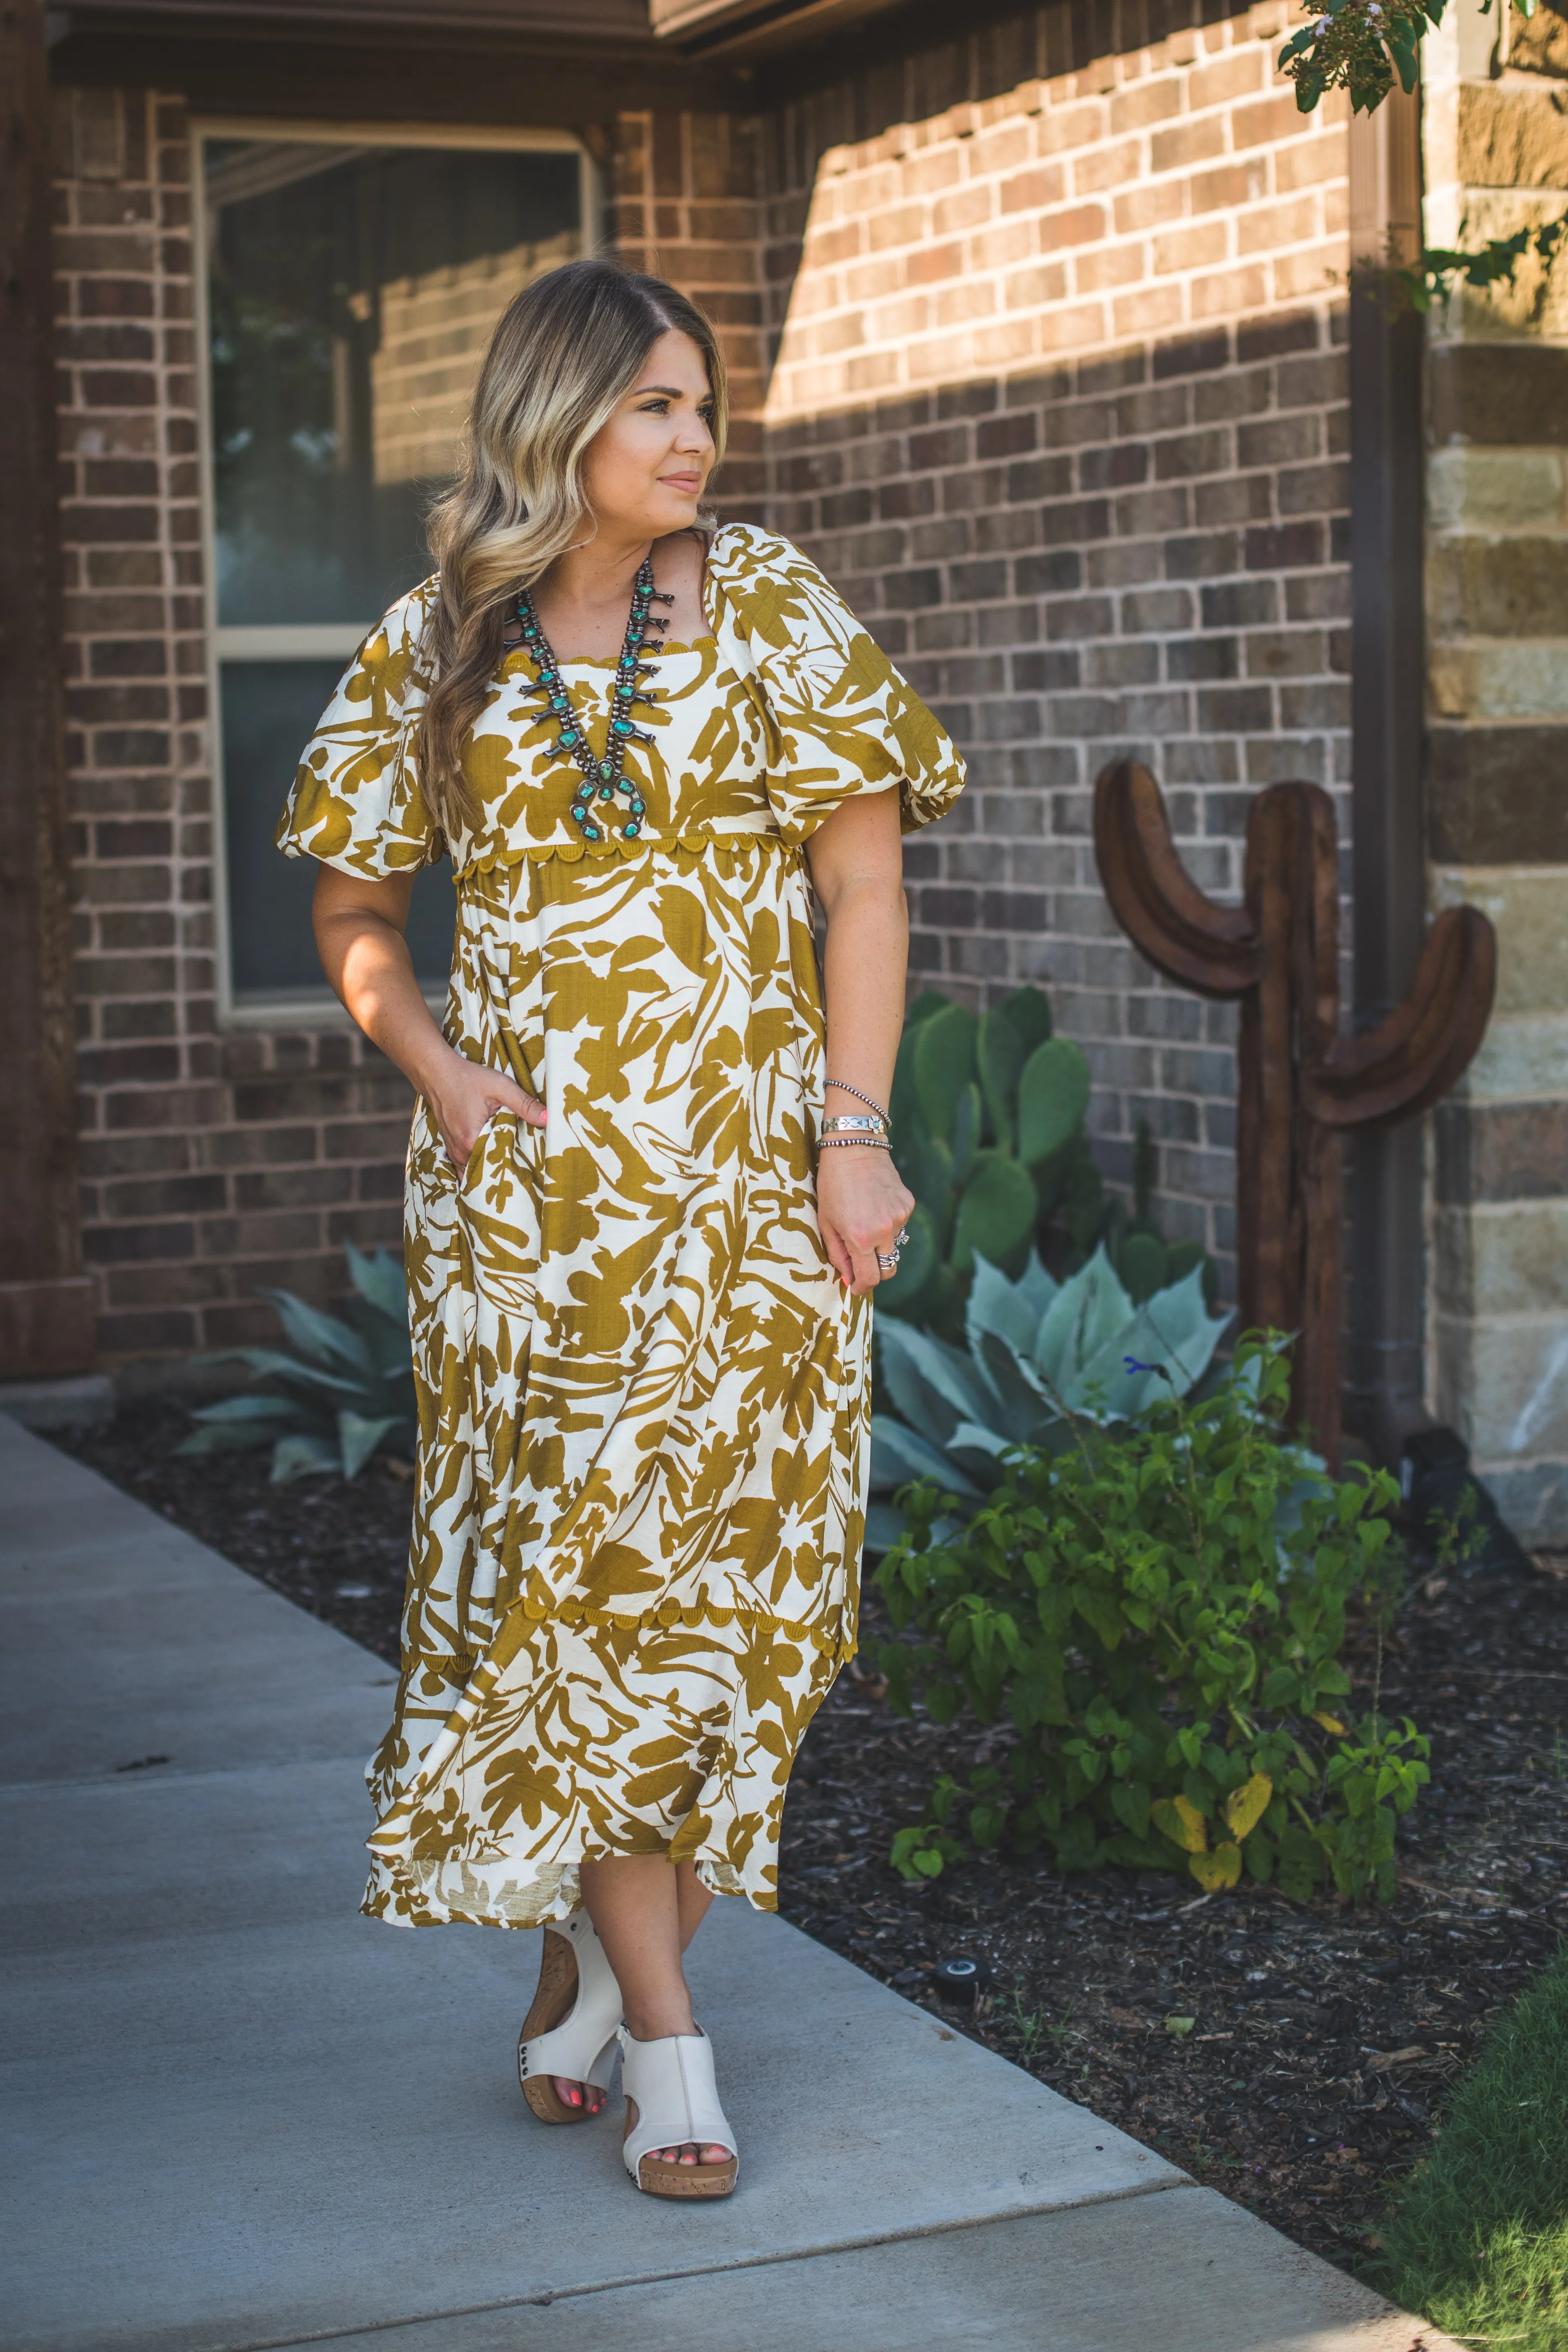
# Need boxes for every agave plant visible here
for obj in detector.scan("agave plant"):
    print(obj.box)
[178,1242,416,1483]
[867,1243,1232,1549]
[879,986,1211,1336]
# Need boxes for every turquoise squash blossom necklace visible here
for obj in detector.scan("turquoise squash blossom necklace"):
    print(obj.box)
[513,557,672,845]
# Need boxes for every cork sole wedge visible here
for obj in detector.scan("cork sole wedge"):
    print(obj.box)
[624,2111,739,2199]
[517,1914,623,2125]
[617,2025,738,2200]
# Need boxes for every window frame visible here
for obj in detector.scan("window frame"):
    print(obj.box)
[192,115,599,1028]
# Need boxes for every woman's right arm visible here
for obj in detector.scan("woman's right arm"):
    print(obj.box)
[312,866,545,1168]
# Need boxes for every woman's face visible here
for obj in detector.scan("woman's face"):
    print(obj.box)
[582,328,716,541]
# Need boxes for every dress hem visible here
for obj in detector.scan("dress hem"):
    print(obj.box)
[360,1851,777,1932]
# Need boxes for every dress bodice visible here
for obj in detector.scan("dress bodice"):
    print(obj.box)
[461,634,781,868]
[276,523,964,884]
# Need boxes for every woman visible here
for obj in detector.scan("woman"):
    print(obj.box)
[278,258,963,2198]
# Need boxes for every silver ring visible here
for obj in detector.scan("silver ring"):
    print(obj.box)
[875,1251,898,1273]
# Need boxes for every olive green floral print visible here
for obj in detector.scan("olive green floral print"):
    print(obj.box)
[276,524,964,1930]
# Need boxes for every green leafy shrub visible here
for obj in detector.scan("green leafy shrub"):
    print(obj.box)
[875,1335,1427,1903]
[178,1242,415,1483]
[869,1242,1233,1548]
[880,984,1211,1337]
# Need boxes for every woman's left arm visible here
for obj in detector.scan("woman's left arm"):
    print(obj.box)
[806,791,916,1296]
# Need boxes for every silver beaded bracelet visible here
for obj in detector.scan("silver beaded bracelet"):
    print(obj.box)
[824,1081,888,1121]
[819,1135,892,1150]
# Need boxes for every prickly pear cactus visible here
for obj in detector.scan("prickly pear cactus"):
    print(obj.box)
[951,1150,1037,1274]
[883,983,1092,1329]
[1016,1036,1090,1167]
[878,982,1214,1341]
[910,1001,977,1139]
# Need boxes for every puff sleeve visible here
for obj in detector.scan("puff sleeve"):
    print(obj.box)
[708,526,965,844]
[274,580,441,876]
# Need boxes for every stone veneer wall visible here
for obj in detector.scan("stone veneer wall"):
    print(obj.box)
[1424,0,1568,1543]
[758,1,1353,1296]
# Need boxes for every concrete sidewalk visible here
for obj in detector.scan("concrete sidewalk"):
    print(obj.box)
[0,1411,1449,2352]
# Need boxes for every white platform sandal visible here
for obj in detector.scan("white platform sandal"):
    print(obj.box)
[617,2025,739,2199]
[517,1912,623,2125]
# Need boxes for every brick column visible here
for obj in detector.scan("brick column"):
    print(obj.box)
[0,0,94,1381]
[610,108,767,515]
[1424,0,1568,1543]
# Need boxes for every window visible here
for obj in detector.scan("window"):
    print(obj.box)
[196,124,593,1019]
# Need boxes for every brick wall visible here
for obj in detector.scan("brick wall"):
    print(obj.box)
[41,22,1568,1536]
[609,108,769,515]
[55,88,413,1371]
[759,2,1353,1295]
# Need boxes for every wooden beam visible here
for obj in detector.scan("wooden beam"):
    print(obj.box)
[0,0,92,1379]
[1346,85,1429,1462]
[48,26,741,118]
[50,0,652,33]
[648,0,912,61]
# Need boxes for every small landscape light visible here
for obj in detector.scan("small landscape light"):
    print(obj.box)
[933,1955,991,2001]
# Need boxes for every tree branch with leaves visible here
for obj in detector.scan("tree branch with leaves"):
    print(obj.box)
[1278,0,1564,310]
[1278,0,1536,114]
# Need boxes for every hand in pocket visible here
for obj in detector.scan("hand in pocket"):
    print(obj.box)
[427,1045,545,1172]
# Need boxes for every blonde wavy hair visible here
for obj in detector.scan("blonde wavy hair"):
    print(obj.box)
[418,259,728,829]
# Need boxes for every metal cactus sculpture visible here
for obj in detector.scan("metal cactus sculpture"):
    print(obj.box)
[1093,762,1496,1469]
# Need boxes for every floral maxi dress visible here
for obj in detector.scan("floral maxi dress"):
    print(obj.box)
[277,523,964,1930]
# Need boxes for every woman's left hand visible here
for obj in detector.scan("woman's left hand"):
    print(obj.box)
[817,1147,916,1296]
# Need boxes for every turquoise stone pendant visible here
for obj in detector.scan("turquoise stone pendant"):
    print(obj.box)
[513,553,670,847]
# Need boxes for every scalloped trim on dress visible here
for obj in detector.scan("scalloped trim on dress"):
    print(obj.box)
[454,824,793,879]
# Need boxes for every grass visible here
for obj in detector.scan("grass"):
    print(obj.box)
[999,1989,1076,2067]
[1369,1943,1568,2352]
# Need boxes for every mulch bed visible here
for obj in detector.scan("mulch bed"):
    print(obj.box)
[54,1401,1568,2269]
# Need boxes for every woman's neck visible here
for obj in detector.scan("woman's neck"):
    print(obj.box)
[528,526,705,663]
[540,533,656,621]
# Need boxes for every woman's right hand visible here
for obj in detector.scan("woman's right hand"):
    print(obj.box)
[310,871,545,1169]
[424,1045,546,1173]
